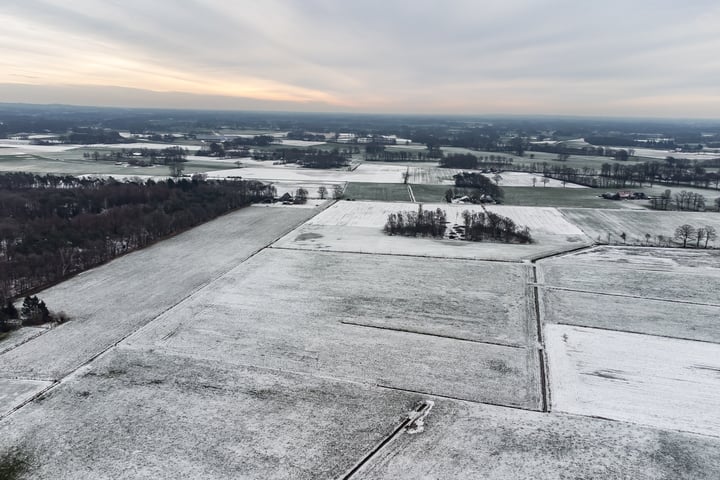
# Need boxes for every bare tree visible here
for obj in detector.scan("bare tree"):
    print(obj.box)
[674,224,696,248]
[541,177,550,187]
[332,184,344,200]
[317,186,328,199]
[696,227,706,248]
[705,225,717,248]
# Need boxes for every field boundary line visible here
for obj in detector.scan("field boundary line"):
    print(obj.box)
[529,265,549,413]
[376,384,542,413]
[268,246,526,264]
[340,321,524,349]
[539,285,720,308]
[338,401,432,480]
[552,322,720,346]
[0,381,58,422]
[407,184,416,202]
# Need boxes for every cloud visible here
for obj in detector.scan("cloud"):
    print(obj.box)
[1,0,719,117]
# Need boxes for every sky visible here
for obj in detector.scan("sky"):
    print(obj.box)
[1,0,719,118]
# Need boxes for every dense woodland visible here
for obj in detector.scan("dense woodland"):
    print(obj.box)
[0,173,275,303]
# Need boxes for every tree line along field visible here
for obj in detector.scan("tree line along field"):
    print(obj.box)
[559,208,720,246]
[0,173,278,308]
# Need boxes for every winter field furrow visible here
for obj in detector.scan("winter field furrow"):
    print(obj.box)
[545,324,720,438]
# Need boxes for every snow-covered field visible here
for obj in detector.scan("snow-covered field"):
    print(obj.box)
[0,141,79,154]
[273,201,591,261]
[0,379,52,417]
[0,206,319,381]
[202,162,589,187]
[487,172,587,188]
[305,201,584,234]
[560,208,720,245]
[275,139,327,147]
[632,146,720,160]
[539,255,720,306]
[352,396,720,479]
[205,163,408,183]
[546,324,720,437]
[2,185,720,476]
[269,181,344,199]
[0,141,201,155]
[541,288,720,343]
[125,248,541,408]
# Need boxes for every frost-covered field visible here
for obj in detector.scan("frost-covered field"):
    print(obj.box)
[541,289,720,343]
[126,249,541,408]
[352,397,720,479]
[274,201,590,261]
[491,172,588,188]
[203,162,589,187]
[560,208,720,245]
[0,349,424,479]
[0,206,319,381]
[538,254,720,305]
[0,379,52,417]
[205,163,408,183]
[2,189,720,477]
[270,180,344,199]
[632,146,720,160]
[545,324,720,437]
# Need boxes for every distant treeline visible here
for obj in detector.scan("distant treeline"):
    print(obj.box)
[0,173,274,302]
[253,147,351,168]
[439,153,513,170]
[529,158,720,192]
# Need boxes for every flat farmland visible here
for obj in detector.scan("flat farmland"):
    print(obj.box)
[353,396,720,479]
[125,248,541,408]
[502,186,636,208]
[0,205,319,381]
[560,208,720,245]
[540,289,720,342]
[0,379,52,417]
[538,248,720,305]
[273,201,591,261]
[561,245,720,270]
[545,324,720,437]
[344,182,412,201]
[0,349,425,479]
